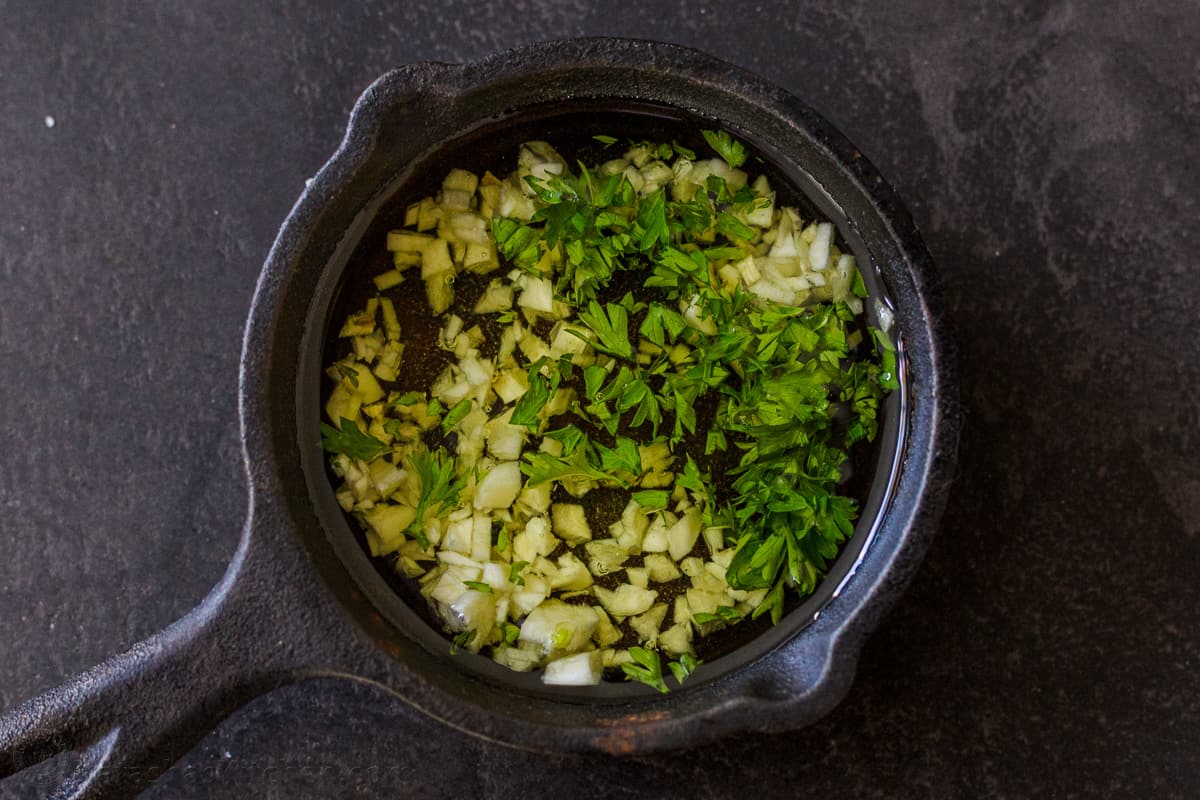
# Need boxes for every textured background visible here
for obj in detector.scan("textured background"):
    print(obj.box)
[2,1,1198,797]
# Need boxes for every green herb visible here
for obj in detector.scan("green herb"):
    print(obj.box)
[509,560,529,586]
[510,365,554,428]
[632,489,671,511]
[677,455,706,493]
[871,327,900,390]
[715,212,756,242]
[592,134,618,145]
[752,578,786,625]
[701,129,747,169]
[668,653,700,684]
[597,436,643,476]
[655,247,708,287]
[521,449,622,488]
[502,622,521,645]
[463,580,492,593]
[670,388,698,442]
[574,300,633,359]
[335,362,360,388]
[426,398,445,417]
[703,245,745,261]
[625,377,663,433]
[391,390,423,407]
[622,646,668,693]
[583,364,608,399]
[639,303,687,347]
[672,141,697,160]
[407,447,468,548]
[694,295,891,612]
[851,270,868,298]
[450,629,476,654]
[441,397,473,434]
[634,189,669,250]
[320,419,389,461]
[693,605,743,625]
[594,365,635,405]
[491,218,542,270]
[543,424,587,456]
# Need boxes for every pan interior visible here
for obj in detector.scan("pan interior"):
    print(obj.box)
[297,98,906,702]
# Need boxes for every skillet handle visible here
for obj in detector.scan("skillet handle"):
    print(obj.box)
[0,518,313,799]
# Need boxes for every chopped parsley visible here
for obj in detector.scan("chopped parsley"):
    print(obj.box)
[407,447,468,548]
[320,419,388,461]
[701,128,748,169]
[668,653,700,684]
[622,646,668,693]
[441,397,473,434]
[574,300,633,359]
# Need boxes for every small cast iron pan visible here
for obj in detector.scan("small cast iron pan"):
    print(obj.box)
[0,38,958,799]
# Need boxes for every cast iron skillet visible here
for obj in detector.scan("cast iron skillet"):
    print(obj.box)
[0,38,958,799]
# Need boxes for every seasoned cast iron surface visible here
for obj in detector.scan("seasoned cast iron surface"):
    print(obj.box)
[2,3,1197,798]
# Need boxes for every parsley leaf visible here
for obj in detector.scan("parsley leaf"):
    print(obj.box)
[701,129,748,169]
[407,447,468,548]
[715,212,756,242]
[510,366,552,428]
[491,218,542,270]
[574,300,633,359]
[632,489,671,511]
[703,245,746,261]
[851,269,868,299]
[705,429,727,454]
[391,390,424,407]
[320,419,388,461]
[677,454,706,493]
[335,362,360,388]
[639,302,688,348]
[871,327,900,390]
[583,364,608,398]
[521,450,621,487]
[668,653,700,684]
[621,646,668,693]
[634,189,669,251]
[597,436,642,476]
[441,397,473,434]
[450,629,476,654]
[672,141,697,160]
[542,424,588,455]
[693,606,743,625]
[543,424,587,456]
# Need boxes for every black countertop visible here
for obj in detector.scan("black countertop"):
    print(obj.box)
[2,2,1197,798]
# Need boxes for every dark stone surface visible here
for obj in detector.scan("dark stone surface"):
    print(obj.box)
[1,1,1196,797]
